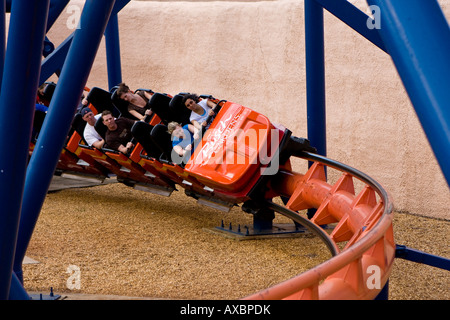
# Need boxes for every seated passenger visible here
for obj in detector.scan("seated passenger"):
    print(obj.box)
[32,105,48,141]
[101,110,136,154]
[36,82,51,106]
[115,82,153,121]
[182,94,216,139]
[167,121,193,159]
[80,107,105,149]
[35,103,48,113]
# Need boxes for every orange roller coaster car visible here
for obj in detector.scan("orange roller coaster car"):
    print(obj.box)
[34,90,395,300]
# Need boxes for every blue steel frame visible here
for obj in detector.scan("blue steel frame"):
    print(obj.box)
[306,0,450,187]
[0,0,448,300]
[0,0,122,300]
[305,0,449,299]
[0,0,50,300]
[367,0,450,188]
[13,0,117,294]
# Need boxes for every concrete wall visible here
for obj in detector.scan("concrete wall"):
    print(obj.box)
[45,0,449,219]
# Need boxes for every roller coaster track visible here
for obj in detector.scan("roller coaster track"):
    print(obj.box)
[244,151,395,300]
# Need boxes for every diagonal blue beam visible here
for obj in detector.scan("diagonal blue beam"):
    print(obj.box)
[111,0,130,15]
[0,0,50,300]
[366,0,450,187]
[39,32,73,85]
[13,0,116,286]
[46,0,70,32]
[39,0,130,86]
[315,0,387,52]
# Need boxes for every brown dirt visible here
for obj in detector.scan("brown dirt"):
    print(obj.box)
[22,182,449,300]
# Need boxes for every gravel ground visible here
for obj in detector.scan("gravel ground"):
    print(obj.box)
[22,181,449,300]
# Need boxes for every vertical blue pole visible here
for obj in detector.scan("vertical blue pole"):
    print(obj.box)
[305,0,326,158]
[0,0,50,300]
[8,273,29,300]
[13,0,116,285]
[305,0,326,219]
[105,13,122,90]
[366,0,450,187]
[374,280,389,300]
[0,0,5,91]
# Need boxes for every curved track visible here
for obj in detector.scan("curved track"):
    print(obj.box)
[245,151,395,300]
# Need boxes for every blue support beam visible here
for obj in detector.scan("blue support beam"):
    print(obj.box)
[100,0,131,90]
[105,13,122,89]
[366,0,450,188]
[0,0,50,300]
[0,0,5,91]
[12,0,116,286]
[396,245,450,271]
[305,0,326,220]
[305,0,326,158]
[315,0,387,52]
[39,33,74,85]
[46,0,70,32]
[8,273,29,300]
[40,0,130,86]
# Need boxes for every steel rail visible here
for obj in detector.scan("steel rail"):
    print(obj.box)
[265,201,339,257]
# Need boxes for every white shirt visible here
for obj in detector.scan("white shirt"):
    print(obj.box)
[189,99,211,125]
[83,114,102,146]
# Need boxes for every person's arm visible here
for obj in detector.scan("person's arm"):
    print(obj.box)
[91,139,105,149]
[173,145,184,157]
[84,129,102,148]
[128,108,145,121]
[191,123,202,140]
[144,91,152,100]
[118,141,134,154]
[206,99,217,109]
[191,120,202,131]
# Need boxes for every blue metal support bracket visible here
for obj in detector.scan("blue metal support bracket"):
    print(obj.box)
[396,245,450,271]
[315,0,387,52]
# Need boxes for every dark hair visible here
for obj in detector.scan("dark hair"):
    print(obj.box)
[182,93,200,105]
[116,82,130,98]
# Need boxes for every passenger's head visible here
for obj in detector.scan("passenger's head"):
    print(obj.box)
[101,110,116,130]
[167,121,184,138]
[37,83,47,96]
[182,94,200,110]
[116,82,133,102]
[167,121,181,135]
[81,107,96,125]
